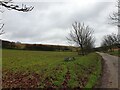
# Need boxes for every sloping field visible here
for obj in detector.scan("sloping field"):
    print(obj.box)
[2,49,102,88]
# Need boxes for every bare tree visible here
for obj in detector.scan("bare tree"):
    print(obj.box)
[101,33,119,52]
[67,22,95,55]
[109,0,120,52]
[109,0,120,27]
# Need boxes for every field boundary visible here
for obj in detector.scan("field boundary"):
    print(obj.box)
[93,54,104,88]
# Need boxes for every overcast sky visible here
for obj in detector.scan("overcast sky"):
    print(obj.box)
[1,0,118,47]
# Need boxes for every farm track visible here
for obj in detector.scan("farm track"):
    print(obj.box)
[97,52,119,88]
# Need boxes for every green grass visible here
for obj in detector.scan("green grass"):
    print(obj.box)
[108,50,119,56]
[2,49,102,88]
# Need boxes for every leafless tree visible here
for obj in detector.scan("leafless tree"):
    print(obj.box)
[109,0,120,51]
[109,0,120,27]
[101,33,119,52]
[67,22,95,55]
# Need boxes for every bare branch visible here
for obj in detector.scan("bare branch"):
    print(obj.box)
[0,1,34,12]
[0,0,34,36]
[109,0,120,27]
[0,24,4,35]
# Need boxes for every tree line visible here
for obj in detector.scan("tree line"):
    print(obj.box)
[2,40,77,51]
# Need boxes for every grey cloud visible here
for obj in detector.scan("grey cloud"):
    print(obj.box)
[1,1,117,47]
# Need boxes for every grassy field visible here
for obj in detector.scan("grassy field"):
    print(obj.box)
[2,49,102,88]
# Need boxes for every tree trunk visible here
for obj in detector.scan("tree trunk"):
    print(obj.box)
[80,45,84,56]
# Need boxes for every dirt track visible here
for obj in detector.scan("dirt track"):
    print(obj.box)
[97,52,119,89]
